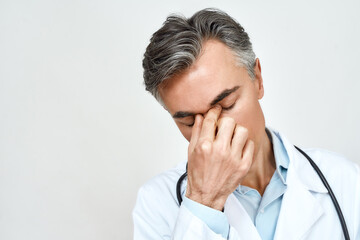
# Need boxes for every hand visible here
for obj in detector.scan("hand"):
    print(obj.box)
[185,105,254,211]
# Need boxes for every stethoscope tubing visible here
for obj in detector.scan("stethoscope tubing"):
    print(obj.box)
[176,145,350,240]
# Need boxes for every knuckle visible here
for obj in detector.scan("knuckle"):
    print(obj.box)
[219,117,235,126]
[238,162,249,173]
[196,140,212,153]
[235,125,248,137]
[224,116,236,124]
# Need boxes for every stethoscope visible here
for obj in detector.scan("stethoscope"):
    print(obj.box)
[176,145,350,240]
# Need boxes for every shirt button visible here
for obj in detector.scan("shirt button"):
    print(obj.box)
[260,209,265,214]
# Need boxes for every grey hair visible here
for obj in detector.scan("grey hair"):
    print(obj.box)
[143,8,256,104]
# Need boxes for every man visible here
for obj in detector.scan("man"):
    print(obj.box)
[133,8,360,240]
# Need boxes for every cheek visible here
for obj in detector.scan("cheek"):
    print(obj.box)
[175,123,192,142]
[226,98,264,139]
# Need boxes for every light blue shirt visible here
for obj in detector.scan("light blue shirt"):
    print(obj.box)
[183,128,290,239]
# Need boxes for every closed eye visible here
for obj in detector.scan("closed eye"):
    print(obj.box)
[185,102,236,127]
[186,122,194,127]
[222,102,236,111]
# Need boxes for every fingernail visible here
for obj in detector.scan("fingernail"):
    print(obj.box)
[195,114,203,122]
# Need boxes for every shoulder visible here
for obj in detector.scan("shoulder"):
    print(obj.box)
[301,148,360,237]
[138,160,186,200]
[296,147,360,200]
[303,147,359,179]
[275,127,360,192]
[133,160,187,217]
[273,127,359,180]
[132,162,187,237]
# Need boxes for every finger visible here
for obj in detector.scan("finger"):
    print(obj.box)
[199,105,222,142]
[215,117,236,147]
[237,139,254,184]
[231,125,249,156]
[241,139,254,166]
[188,114,204,153]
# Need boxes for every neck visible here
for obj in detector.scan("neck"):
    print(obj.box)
[241,129,276,196]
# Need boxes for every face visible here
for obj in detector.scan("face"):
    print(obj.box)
[158,39,266,155]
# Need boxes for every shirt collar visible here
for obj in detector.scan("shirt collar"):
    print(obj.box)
[266,127,289,185]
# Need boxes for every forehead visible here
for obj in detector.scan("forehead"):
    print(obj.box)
[158,40,246,114]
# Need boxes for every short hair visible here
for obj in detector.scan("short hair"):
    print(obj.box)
[143,8,256,104]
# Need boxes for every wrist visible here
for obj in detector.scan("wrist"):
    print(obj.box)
[185,192,227,211]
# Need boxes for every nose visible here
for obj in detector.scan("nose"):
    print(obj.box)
[201,105,229,121]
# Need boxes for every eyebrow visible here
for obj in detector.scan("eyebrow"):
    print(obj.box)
[210,86,240,106]
[172,85,240,119]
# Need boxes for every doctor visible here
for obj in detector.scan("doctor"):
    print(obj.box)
[133,8,360,239]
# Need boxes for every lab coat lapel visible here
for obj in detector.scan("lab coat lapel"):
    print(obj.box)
[274,131,327,240]
[273,168,325,239]
[224,194,262,240]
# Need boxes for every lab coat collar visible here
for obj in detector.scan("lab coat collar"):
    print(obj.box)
[276,128,328,194]
[225,164,326,240]
[273,130,328,239]
[225,128,328,239]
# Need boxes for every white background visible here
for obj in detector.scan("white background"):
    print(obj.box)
[0,0,359,239]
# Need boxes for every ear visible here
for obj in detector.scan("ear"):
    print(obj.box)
[253,58,264,100]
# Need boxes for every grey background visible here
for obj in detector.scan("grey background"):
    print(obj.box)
[0,0,359,239]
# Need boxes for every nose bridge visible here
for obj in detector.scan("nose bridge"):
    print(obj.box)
[201,109,229,120]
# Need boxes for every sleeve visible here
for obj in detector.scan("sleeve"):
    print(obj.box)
[133,186,170,239]
[182,195,230,239]
[172,202,238,240]
[133,184,242,240]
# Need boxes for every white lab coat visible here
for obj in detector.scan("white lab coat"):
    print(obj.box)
[133,129,360,239]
